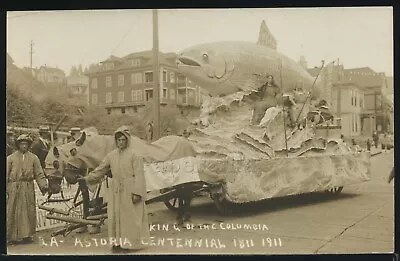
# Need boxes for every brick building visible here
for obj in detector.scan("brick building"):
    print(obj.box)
[86,51,203,115]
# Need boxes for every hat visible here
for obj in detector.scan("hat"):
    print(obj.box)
[15,134,33,146]
[39,125,51,133]
[70,127,81,132]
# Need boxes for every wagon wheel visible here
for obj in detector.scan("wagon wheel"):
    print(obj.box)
[325,186,344,195]
[164,196,191,212]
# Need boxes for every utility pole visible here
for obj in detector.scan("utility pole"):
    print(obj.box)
[152,9,161,140]
[30,40,34,99]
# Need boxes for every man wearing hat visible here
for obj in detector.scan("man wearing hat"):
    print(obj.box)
[70,127,82,140]
[6,130,15,156]
[7,134,48,244]
[31,126,51,169]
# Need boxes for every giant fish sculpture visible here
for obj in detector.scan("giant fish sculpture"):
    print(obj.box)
[176,41,332,98]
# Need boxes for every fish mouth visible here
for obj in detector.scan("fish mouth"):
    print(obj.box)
[176,56,201,67]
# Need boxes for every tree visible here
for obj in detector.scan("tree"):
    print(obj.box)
[70,65,78,76]
[78,64,83,75]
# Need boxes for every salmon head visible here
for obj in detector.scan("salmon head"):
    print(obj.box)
[176,42,236,95]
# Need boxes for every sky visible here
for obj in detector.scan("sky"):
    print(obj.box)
[7,7,393,76]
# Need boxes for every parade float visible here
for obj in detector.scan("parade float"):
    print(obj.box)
[37,41,371,236]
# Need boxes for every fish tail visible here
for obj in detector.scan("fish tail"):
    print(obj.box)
[313,61,335,101]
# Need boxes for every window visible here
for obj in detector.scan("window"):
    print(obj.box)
[350,90,353,106]
[145,89,153,101]
[355,115,358,133]
[118,91,124,102]
[131,90,137,101]
[106,76,112,88]
[137,89,143,100]
[131,73,142,85]
[107,108,111,115]
[106,92,112,104]
[121,108,126,114]
[170,72,175,83]
[354,92,357,107]
[118,75,124,87]
[145,72,153,83]
[104,63,114,70]
[170,89,175,100]
[91,94,98,104]
[163,70,168,82]
[360,97,363,108]
[163,88,167,99]
[91,78,98,89]
[130,59,140,67]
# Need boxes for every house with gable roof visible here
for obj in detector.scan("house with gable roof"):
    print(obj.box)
[36,65,66,85]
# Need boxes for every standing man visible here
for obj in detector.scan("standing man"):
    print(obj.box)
[6,130,15,156]
[30,126,51,169]
[145,121,154,142]
[7,135,48,244]
[79,126,150,252]
[372,131,379,148]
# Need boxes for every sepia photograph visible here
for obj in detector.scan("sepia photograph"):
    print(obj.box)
[5,7,394,255]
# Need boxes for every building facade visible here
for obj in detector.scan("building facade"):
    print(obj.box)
[36,66,66,86]
[86,51,203,115]
[331,82,364,137]
[343,67,391,135]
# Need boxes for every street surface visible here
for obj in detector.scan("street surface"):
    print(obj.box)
[8,150,394,255]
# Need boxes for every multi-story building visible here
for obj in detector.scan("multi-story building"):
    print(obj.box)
[86,51,203,115]
[306,61,392,137]
[257,20,277,50]
[331,81,364,137]
[36,66,66,86]
[343,67,391,135]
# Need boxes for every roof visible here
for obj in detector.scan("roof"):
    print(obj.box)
[87,50,178,74]
[39,66,65,75]
[343,67,385,88]
[100,55,125,64]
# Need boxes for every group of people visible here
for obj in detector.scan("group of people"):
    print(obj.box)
[7,124,150,253]
[6,125,85,245]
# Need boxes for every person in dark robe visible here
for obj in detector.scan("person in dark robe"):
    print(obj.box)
[372,131,379,148]
[30,126,51,169]
[145,122,154,141]
[252,75,281,125]
[366,139,371,151]
[79,127,150,253]
[7,135,48,244]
